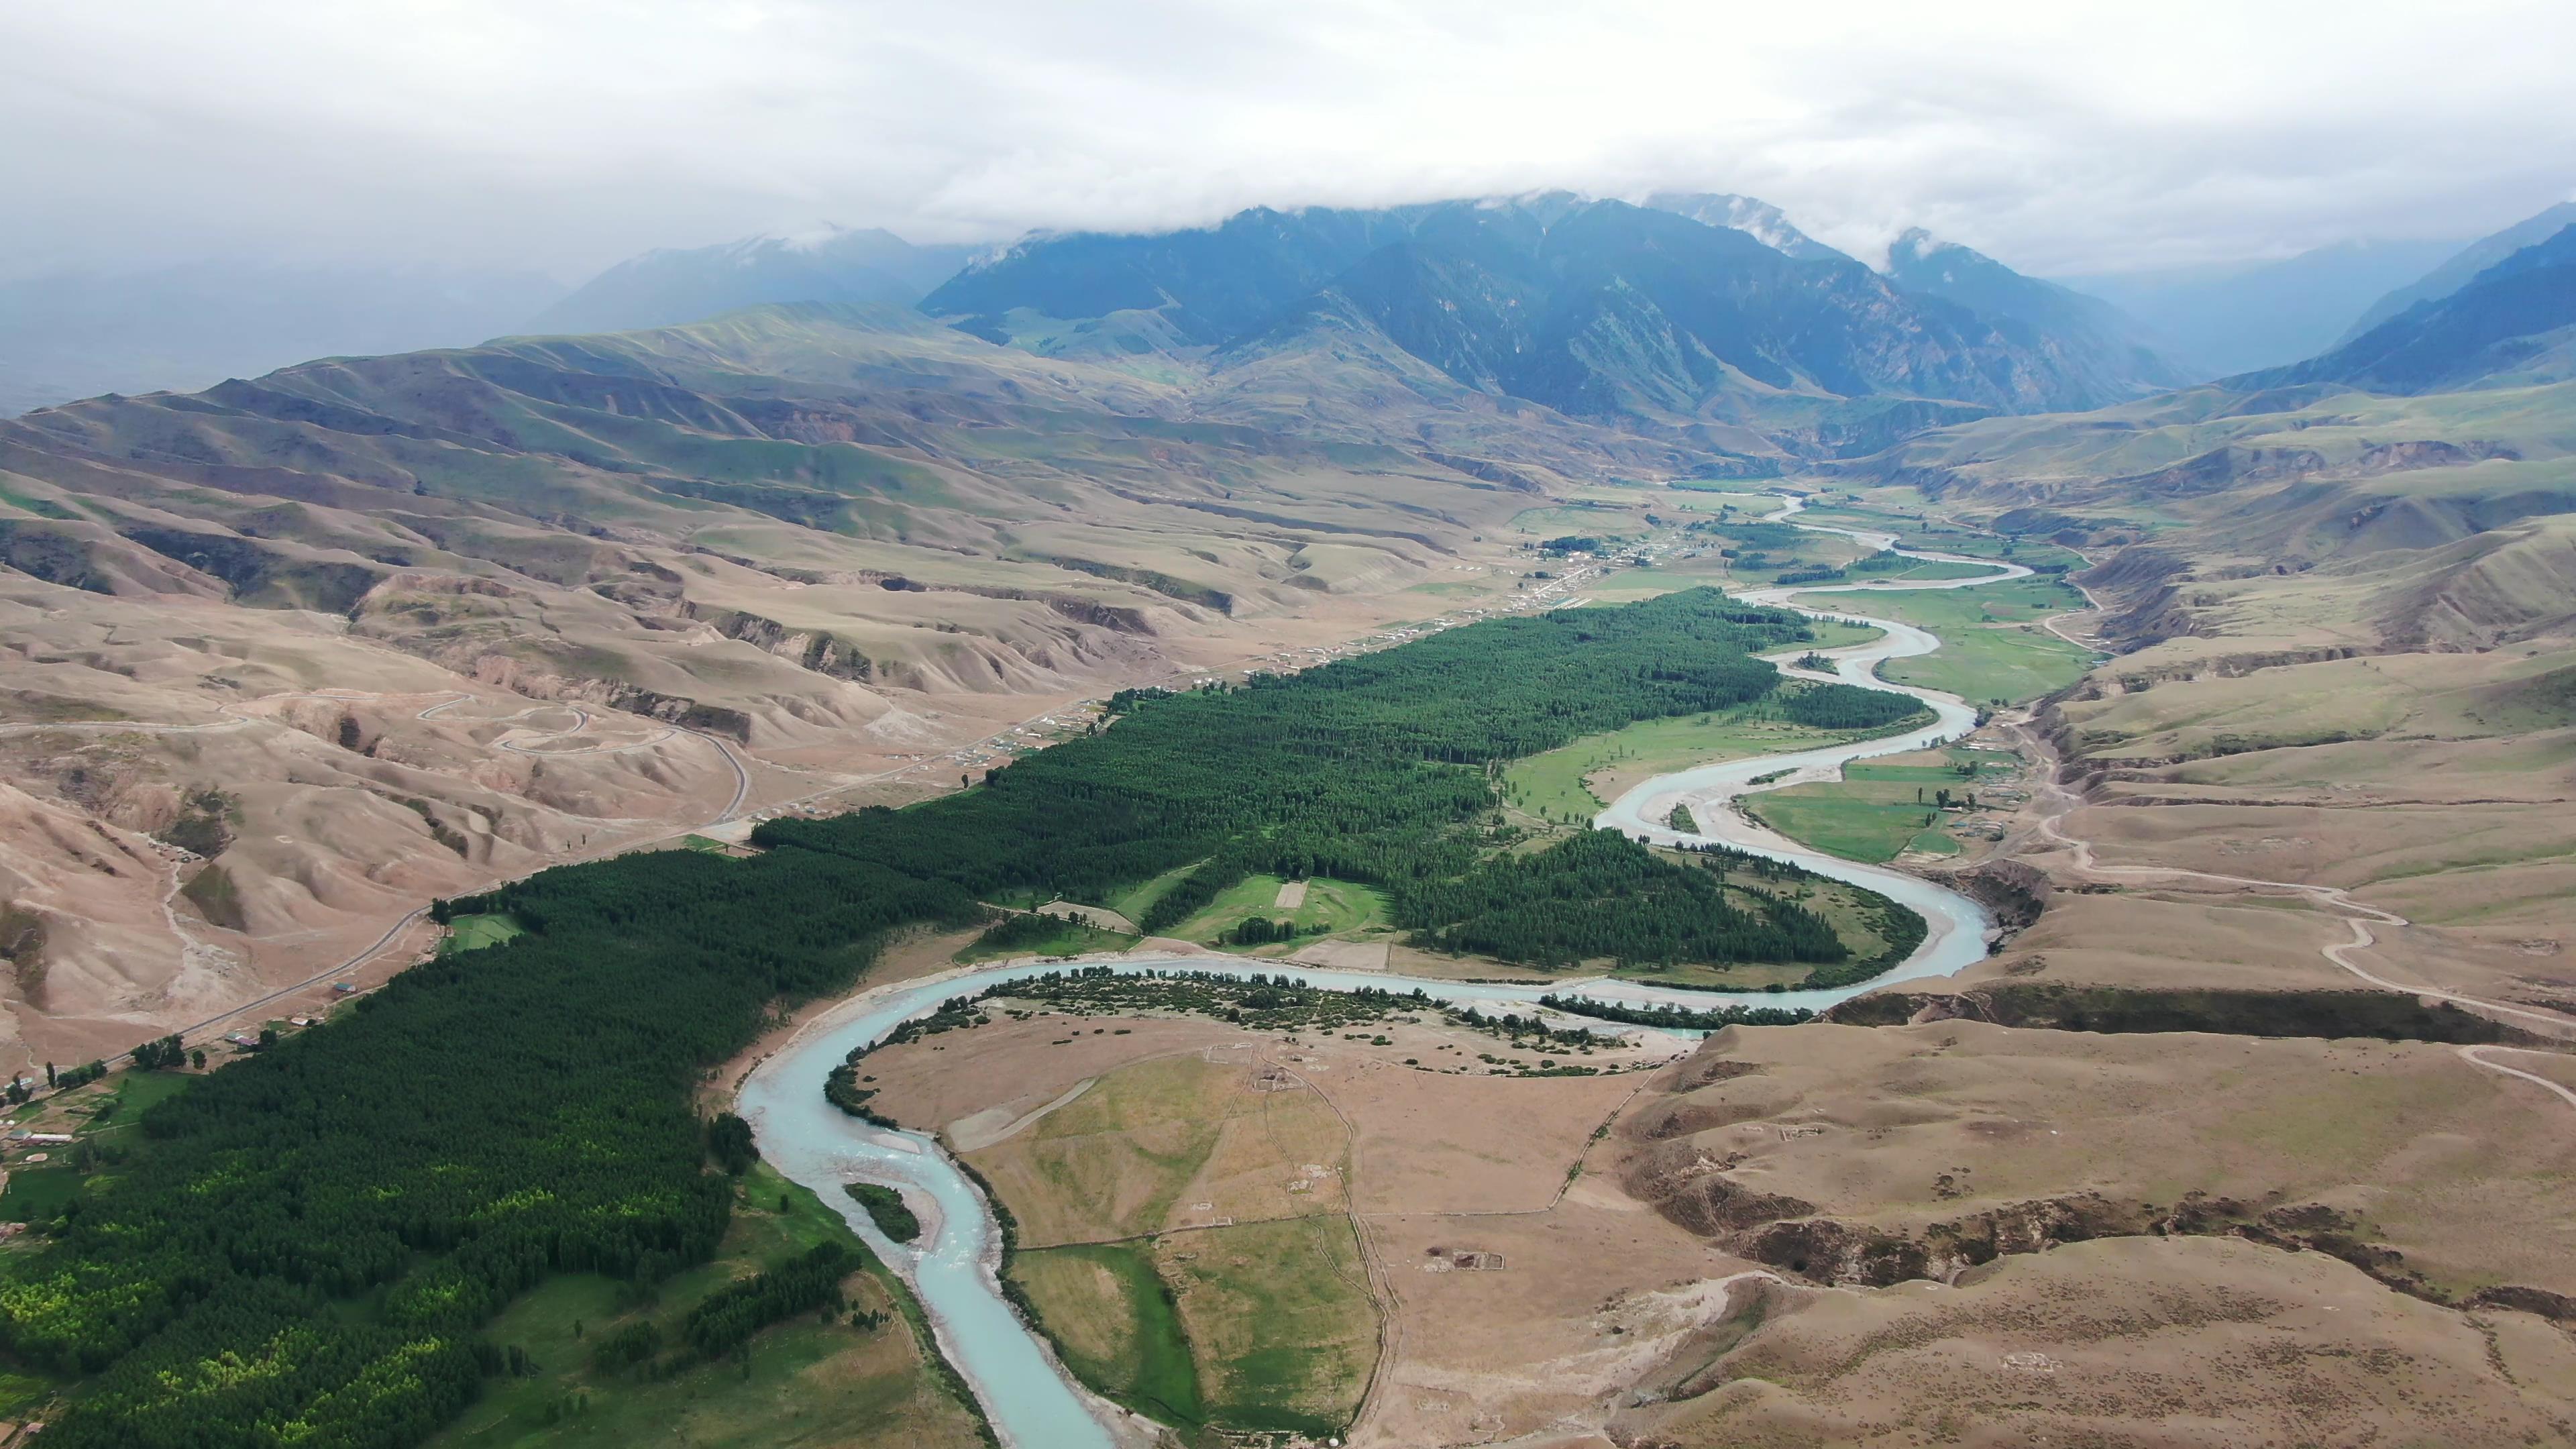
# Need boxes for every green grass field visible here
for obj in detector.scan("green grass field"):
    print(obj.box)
[442,912,527,955]
[1666,477,1783,496]
[1161,1217,1376,1436]
[1796,576,2096,706]
[1169,874,1389,948]
[97,1069,192,1128]
[0,1369,50,1421]
[1794,619,1889,651]
[1090,861,1199,928]
[2,1069,198,1222]
[953,918,1141,963]
[1848,556,2000,582]
[973,1056,1233,1244]
[1010,1243,1203,1426]
[1501,708,1864,822]
[1,1163,86,1223]
[1009,1220,1375,1440]
[427,1163,988,1449]
[1741,747,2009,862]
[1507,504,1638,538]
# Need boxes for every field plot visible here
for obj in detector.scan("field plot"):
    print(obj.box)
[1795,617,1888,651]
[967,1052,1354,1245]
[1165,873,1390,950]
[441,911,525,954]
[1152,1217,1377,1437]
[1795,575,2094,705]
[1014,1218,1379,1438]
[937,1043,1375,1437]
[1090,861,1199,928]
[857,1006,1711,1445]
[1008,1242,1203,1425]
[1578,553,1738,604]
[1741,745,2014,862]
[429,1164,986,1449]
[1501,709,1872,822]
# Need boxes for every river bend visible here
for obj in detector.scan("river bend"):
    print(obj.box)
[739,494,2046,1447]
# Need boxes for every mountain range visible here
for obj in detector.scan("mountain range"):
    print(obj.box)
[2055,237,2469,377]
[2239,222,2576,394]
[2337,201,2576,344]
[924,194,2186,445]
[16,191,2575,427]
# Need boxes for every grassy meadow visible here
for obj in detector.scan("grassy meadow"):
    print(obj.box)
[1167,873,1391,948]
[1792,576,2096,706]
[1740,746,2013,862]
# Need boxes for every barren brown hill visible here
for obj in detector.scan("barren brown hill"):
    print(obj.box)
[0,303,1705,1063]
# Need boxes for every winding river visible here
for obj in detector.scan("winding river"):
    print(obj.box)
[738,494,2053,1447]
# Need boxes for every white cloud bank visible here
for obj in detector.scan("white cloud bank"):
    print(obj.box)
[4,0,2571,280]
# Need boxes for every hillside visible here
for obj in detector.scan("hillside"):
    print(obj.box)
[2340,200,2576,343]
[2238,224,2576,394]
[0,301,1662,1057]
[1886,228,2192,400]
[924,195,2183,440]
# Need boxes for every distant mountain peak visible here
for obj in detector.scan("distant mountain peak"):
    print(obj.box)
[1644,192,1846,262]
[1884,229,2193,399]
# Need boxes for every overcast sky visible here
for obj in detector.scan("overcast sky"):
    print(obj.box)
[7,0,2573,283]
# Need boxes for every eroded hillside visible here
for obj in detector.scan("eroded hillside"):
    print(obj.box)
[0,303,1686,1060]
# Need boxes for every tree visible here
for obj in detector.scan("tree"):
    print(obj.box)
[706,1113,757,1175]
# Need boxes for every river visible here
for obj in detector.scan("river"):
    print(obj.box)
[738,494,2043,1447]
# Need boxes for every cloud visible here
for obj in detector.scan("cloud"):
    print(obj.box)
[3,0,2571,282]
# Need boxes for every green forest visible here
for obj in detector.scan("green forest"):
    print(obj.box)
[762,588,1850,961]
[0,588,1925,1446]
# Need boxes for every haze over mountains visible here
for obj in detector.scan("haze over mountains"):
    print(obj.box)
[11,190,2573,426]
[2058,237,2470,377]
[525,226,977,336]
[2242,221,2576,394]
[0,264,565,418]
[2339,201,2576,343]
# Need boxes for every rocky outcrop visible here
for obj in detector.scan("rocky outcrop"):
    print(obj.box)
[683,603,876,682]
[1919,859,2050,936]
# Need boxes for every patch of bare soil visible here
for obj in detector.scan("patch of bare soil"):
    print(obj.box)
[1619,1020,2576,1314]
[858,1013,1244,1139]
[1617,1235,2576,1448]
